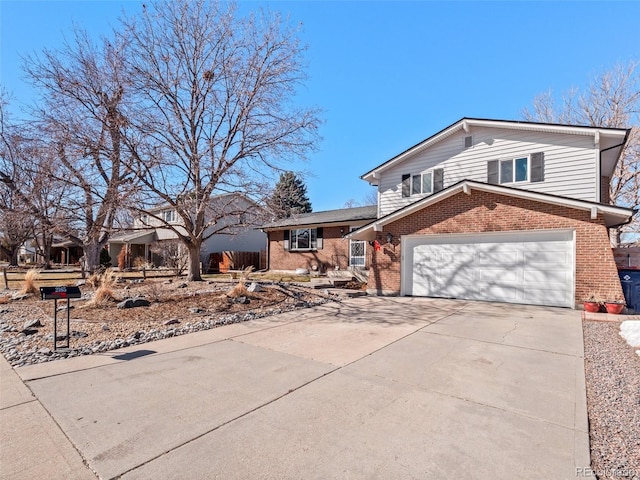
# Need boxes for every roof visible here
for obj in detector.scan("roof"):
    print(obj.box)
[347,179,635,241]
[260,205,378,230]
[361,117,630,184]
[108,230,158,243]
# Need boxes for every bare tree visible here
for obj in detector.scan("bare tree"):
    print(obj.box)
[523,61,640,244]
[0,93,36,266]
[23,27,135,272]
[121,0,319,281]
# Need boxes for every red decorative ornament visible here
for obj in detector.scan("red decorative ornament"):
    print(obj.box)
[373,240,381,251]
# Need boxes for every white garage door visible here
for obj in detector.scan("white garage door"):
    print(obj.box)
[402,230,575,308]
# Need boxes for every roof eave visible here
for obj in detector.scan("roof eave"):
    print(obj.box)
[347,180,634,239]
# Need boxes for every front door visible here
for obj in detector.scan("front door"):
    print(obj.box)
[349,239,366,267]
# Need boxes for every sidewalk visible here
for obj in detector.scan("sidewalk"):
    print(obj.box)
[0,355,96,480]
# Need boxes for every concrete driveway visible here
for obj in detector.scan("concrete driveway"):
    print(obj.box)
[2,297,589,479]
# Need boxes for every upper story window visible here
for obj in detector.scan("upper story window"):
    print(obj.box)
[161,209,176,223]
[139,214,148,225]
[402,168,444,198]
[488,152,544,185]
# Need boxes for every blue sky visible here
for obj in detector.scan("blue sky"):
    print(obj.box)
[2,1,640,211]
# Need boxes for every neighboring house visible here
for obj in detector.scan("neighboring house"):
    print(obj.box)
[108,193,267,271]
[267,117,636,309]
[261,205,377,273]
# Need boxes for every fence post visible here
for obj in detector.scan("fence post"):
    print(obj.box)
[142,267,146,280]
[2,268,8,290]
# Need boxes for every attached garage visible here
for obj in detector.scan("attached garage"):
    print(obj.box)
[402,230,575,308]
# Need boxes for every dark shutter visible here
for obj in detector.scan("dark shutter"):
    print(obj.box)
[487,160,499,184]
[433,168,444,192]
[401,174,410,197]
[530,152,544,182]
[283,230,290,251]
[316,227,323,249]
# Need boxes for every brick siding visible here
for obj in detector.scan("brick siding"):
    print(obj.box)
[368,190,623,306]
[268,226,371,273]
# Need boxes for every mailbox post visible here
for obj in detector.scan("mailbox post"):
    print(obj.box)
[40,286,82,350]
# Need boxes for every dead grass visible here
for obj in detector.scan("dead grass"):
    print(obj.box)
[20,268,41,294]
[85,270,117,307]
[227,282,249,298]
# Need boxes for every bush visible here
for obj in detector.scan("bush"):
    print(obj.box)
[100,248,112,267]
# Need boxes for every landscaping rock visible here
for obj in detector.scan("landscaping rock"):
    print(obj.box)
[57,305,74,312]
[235,296,249,305]
[23,319,43,330]
[189,307,205,314]
[11,293,30,301]
[117,298,151,309]
[75,280,86,287]
[102,324,111,331]
[247,282,262,293]
[164,318,180,325]
[177,282,188,289]
[295,268,309,275]
[21,328,38,336]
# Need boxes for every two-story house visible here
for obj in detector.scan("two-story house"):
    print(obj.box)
[108,193,267,271]
[266,118,636,308]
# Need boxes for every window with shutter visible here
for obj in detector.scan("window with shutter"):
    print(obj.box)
[283,230,290,251]
[464,136,473,148]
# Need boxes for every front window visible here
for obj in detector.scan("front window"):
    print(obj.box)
[290,228,317,250]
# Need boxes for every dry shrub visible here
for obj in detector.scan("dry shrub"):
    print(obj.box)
[226,266,254,298]
[0,296,10,304]
[20,268,41,294]
[86,271,102,289]
[227,281,248,298]
[86,270,117,307]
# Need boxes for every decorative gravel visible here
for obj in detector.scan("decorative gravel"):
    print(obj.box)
[583,320,640,479]
[0,282,339,368]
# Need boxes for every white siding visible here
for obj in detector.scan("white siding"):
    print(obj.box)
[378,127,598,216]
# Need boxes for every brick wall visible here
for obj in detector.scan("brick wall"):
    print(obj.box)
[268,226,371,273]
[367,190,623,305]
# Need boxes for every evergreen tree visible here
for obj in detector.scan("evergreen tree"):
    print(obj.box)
[268,172,312,219]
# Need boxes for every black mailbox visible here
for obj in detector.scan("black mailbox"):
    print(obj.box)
[40,286,82,300]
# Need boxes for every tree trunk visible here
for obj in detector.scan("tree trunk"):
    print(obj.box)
[83,242,102,274]
[9,248,19,267]
[186,242,202,282]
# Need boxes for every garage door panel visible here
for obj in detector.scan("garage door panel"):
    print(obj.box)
[404,231,574,308]
[523,269,571,284]
[477,268,518,282]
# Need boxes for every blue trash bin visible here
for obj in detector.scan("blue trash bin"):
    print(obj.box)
[619,270,640,314]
